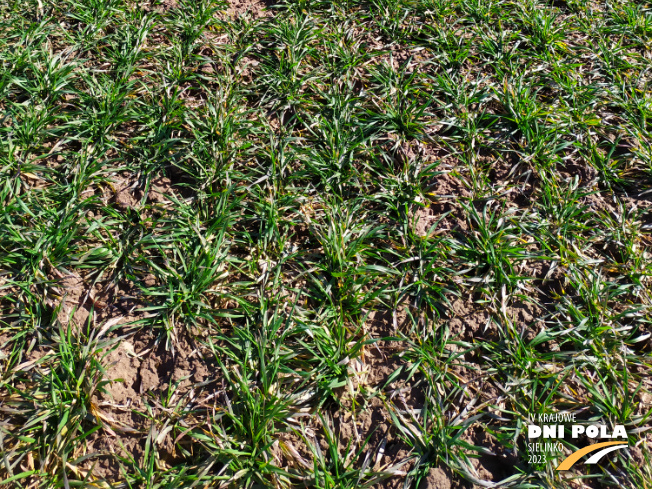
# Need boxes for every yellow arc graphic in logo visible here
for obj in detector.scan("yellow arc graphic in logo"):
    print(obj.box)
[556,441,628,471]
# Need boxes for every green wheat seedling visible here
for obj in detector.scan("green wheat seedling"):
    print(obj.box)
[0,0,651,486]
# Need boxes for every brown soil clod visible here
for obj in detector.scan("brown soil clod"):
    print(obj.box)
[419,467,453,489]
